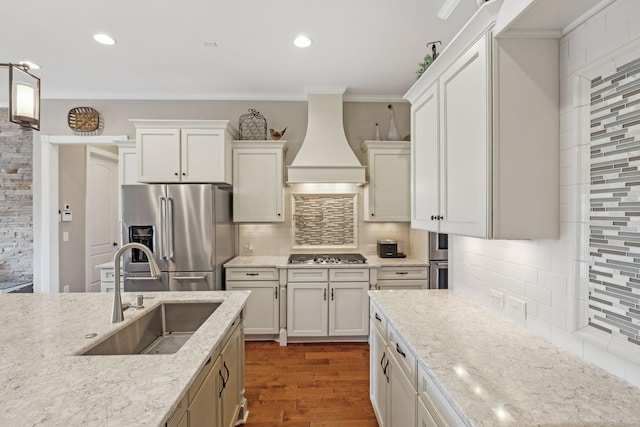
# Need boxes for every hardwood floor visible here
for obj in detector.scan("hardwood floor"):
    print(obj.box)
[243,341,378,427]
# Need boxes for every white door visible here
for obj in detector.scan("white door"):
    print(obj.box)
[287,283,328,337]
[439,33,490,238]
[329,282,369,336]
[411,82,440,231]
[86,148,119,292]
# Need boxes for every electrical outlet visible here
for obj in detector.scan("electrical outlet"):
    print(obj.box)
[63,285,70,293]
[506,296,526,320]
[490,289,504,308]
[63,231,69,242]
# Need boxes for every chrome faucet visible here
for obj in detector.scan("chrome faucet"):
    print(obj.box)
[111,242,161,323]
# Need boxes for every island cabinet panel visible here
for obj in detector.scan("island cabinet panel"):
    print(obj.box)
[388,349,417,427]
[220,322,242,427]
[404,0,559,239]
[417,397,438,427]
[370,320,389,427]
[187,355,221,427]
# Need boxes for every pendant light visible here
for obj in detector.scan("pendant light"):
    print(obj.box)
[1,63,41,131]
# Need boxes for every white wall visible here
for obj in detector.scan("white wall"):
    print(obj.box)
[452,0,640,387]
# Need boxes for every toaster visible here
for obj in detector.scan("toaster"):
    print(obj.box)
[377,239,405,258]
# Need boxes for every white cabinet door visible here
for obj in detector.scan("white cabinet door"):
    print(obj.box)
[439,33,490,238]
[388,350,417,427]
[370,321,388,427]
[417,396,439,427]
[188,356,218,427]
[287,283,328,337]
[221,323,242,427]
[181,128,228,183]
[329,282,369,336]
[411,83,440,231]
[233,145,284,222]
[227,281,279,334]
[137,128,181,182]
[363,142,410,222]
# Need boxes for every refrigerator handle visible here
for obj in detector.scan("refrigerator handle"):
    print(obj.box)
[167,197,174,260]
[159,196,167,260]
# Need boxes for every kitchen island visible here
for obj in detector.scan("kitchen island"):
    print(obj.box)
[0,290,248,426]
[370,290,640,426]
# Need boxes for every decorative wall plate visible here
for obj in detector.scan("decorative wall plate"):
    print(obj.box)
[67,107,100,132]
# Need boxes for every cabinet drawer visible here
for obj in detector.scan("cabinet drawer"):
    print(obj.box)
[377,279,426,290]
[369,300,387,337]
[387,323,417,388]
[378,266,428,280]
[100,268,117,283]
[329,268,369,282]
[187,353,217,404]
[287,268,328,282]
[418,362,464,427]
[226,267,278,281]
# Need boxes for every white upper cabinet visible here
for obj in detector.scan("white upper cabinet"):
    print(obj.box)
[132,120,237,184]
[232,141,285,222]
[362,141,410,222]
[404,0,559,239]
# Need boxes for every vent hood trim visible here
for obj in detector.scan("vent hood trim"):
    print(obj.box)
[287,88,366,185]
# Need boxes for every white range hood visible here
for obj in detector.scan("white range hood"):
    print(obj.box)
[287,89,366,184]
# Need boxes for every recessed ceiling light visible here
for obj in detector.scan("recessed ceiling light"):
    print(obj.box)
[93,33,116,46]
[19,61,40,70]
[293,35,312,48]
[203,41,219,48]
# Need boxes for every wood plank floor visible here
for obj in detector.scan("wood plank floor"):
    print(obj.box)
[243,341,378,427]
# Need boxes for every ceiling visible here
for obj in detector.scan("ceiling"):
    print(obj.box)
[2,0,481,102]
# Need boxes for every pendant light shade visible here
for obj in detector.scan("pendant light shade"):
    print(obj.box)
[2,63,40,131]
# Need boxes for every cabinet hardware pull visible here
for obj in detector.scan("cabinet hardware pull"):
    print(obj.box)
[396,271,408,275]
[323,288,327,301]
[384,360,390,383]
[277,213,281,216]
[375,313,382,322]
[223,361,230,385]
[174,172,178,176]
[218,370,225,397]
[396,343,406,358]
[380,351,386,372]
[246,272,259,276]
[275,287,278,299]
[331,288,334,300]
[431,215,436,220]
[205,356,211,365]
[371,213,375,216]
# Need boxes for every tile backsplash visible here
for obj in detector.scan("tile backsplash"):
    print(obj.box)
[588,55,640,347]
[292,194,356,247]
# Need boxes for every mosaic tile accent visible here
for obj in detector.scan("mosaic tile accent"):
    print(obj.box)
[292,194,356,247]
[589,57,640,346]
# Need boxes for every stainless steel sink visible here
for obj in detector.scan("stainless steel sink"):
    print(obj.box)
[81,302,221,356]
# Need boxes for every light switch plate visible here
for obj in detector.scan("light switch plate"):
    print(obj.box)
[490,289,504,308]
[506,296,526,320]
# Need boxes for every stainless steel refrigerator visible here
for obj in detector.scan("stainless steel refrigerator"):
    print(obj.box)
[121,184,235,291]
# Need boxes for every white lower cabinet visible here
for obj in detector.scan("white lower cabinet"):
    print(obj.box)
[376,266,428,290]
[165,317,244,427]
[369,299,466,427]
[226,268,279,335]
[287,268,369,338]
[418,397,438,427]
[369,301,417,427]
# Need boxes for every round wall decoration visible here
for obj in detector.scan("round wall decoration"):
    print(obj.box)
[67,107,100,132]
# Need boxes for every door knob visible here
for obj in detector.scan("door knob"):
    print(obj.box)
[112,242,118,246]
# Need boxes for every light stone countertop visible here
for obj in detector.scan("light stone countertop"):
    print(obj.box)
[223,255,428,268]
[369,290,640,426]
[0,291,248,427]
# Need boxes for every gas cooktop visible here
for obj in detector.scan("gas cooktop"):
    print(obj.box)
[288,253,367,265]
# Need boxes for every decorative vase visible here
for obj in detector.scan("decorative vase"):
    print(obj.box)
[375,123,381,141]
[387,105,400,140]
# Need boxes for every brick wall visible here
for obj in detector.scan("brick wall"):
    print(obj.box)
[0,109,33,281]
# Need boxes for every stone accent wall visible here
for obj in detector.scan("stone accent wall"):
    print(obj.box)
[0,109,33,281]
[293,194,356,248]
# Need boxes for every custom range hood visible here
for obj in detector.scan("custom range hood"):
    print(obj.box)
[287,88,366,184]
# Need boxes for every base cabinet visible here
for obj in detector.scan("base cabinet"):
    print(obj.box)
[388,349,417,427]
[287,268,369,338]
[370,320,388,427]
[417,397,438,427]
[375,266,428,290]
[165,317,244,427]
[226,268,279,335]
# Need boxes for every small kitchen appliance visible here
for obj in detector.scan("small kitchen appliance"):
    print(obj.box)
[377,239,405,258]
